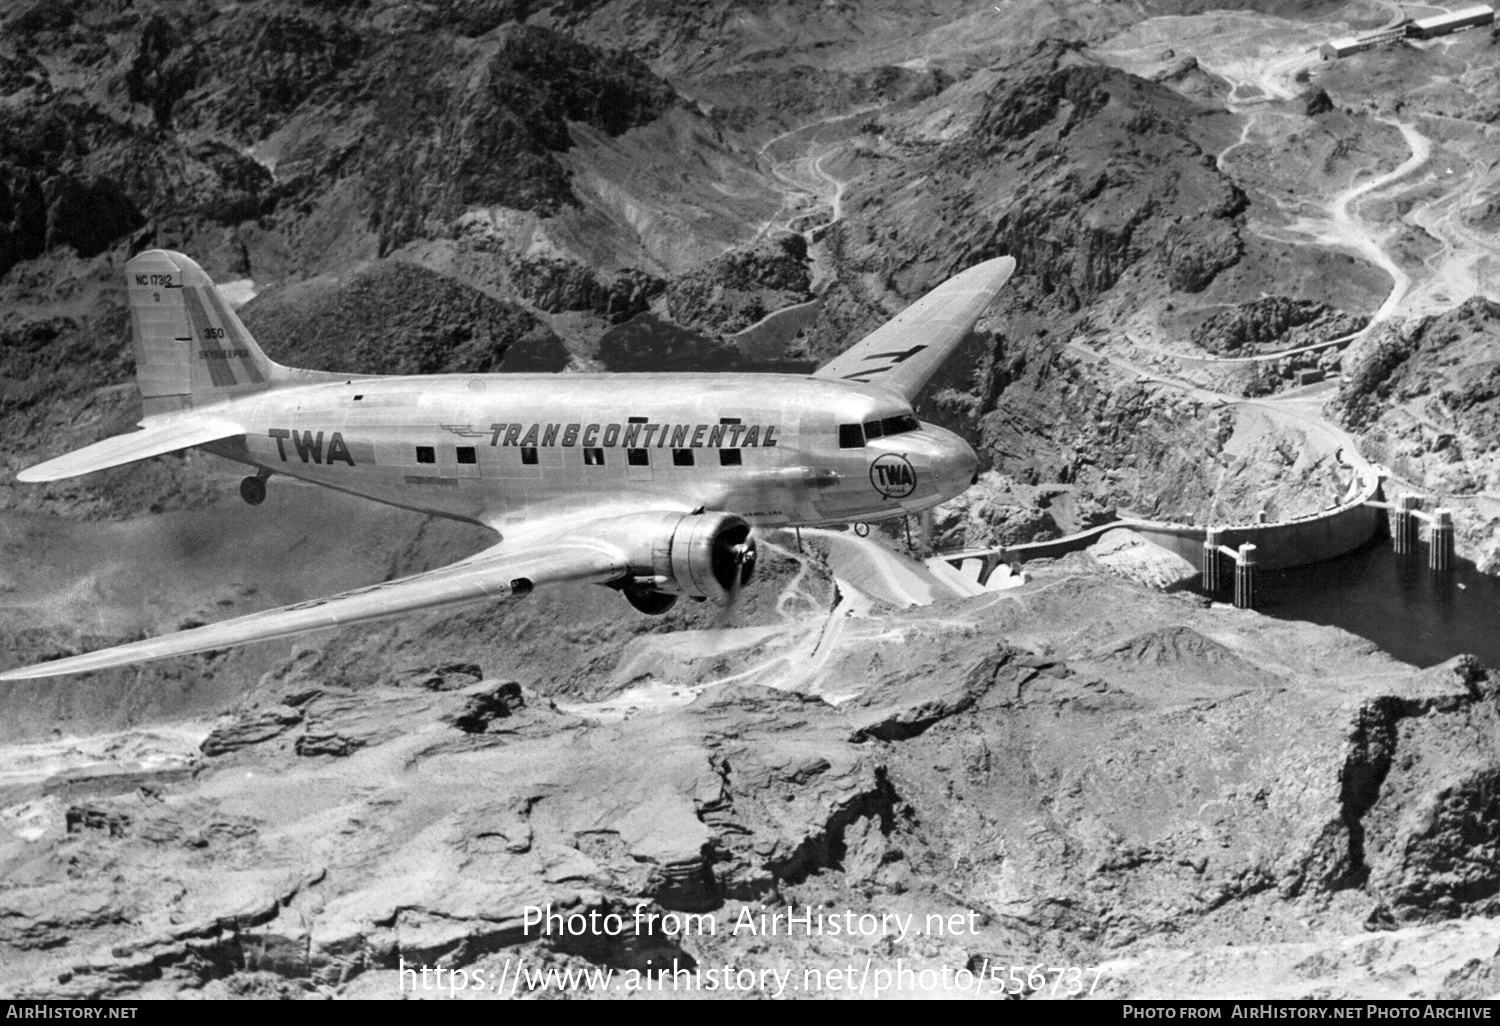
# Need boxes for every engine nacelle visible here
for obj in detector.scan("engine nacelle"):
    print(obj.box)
[610,510,757,607]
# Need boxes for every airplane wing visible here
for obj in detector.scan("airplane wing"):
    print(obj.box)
[813,256,1014,400]
[17,416,244,482]
[0,535,632,681]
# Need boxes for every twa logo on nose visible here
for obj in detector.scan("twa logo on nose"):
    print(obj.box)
[870,453,917,498]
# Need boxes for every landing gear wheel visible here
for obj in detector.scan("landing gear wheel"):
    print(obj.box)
[239,475,267,506]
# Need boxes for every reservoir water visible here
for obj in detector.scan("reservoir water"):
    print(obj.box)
[1255,540,1500,669]
[597,313,815,374]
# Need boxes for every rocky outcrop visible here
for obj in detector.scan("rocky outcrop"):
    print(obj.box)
[1301,86,1335,117]
[103,8,678,251]
[0,86,276,276]
[199,676,560,760]
[828,42,1248,323]
[131,8,362,136]
[1306,659,1500,922]
[352,24,678,252]
[688,685,897,898]
[445,679,526,733]
[661,234,812,335]
[1151,55,1231,102]
[201,705,304,757]
[123,13,201,130]
[0,171,47,276]
[44,176,142,259]
[1332,298,1500,434]
[506,255,665,323]
[240,260,569,374]
[1189,296,1365,355]
[846,644,1049,741]
[1088,529,1198,590]
[930,471,1097,549]
[1089,625,1284,693]
[941,495,1060,548]
[1329,299,1500,569]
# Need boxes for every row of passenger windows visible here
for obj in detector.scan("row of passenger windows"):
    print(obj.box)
[838,414,921,449]
[414,445,743,467]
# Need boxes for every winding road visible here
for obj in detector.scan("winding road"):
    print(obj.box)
[748,109,869,246]
[1325,119,1431,327]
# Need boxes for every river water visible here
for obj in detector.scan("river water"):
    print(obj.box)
[1256,540,1500,669]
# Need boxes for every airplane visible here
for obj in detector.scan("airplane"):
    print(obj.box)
[0,249,1014,680]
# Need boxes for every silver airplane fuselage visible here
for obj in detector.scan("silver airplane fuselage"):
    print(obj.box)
[200,372,980,532]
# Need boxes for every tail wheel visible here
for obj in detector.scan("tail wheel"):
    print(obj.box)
[239,475,266,506]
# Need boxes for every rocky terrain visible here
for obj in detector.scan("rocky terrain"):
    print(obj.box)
[8,554,1500,1000]
[4,0,1500,1002]
[1330,298,1500,571]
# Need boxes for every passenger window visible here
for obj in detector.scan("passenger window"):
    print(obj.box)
[584,448,604,466]
[521,447,538,465]
[672,449,694,467]
[838,424,864,449]
[456,446,477,464]
[719,449,742,466]
[627,448,650,467]
[415,446,435,464]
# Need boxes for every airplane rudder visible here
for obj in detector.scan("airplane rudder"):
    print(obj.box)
[125,249,194,405]
[124,250,278,405]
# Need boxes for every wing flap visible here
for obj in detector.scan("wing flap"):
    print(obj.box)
[813,256,1015,399]
[0,540,628,680]
[17,417,245,483]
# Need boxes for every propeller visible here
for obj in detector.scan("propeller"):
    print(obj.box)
[732,533,758,586]
[712,525,759,629]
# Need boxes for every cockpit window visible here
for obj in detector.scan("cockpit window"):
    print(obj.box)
[864,414,919,441]
[843,414,917,448]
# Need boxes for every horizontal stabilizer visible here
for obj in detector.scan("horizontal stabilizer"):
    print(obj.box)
[0,538,630,680]
[814,256,1015,400]
[16,417,244,483]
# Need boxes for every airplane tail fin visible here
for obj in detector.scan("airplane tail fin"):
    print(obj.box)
[126,249,283,415]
